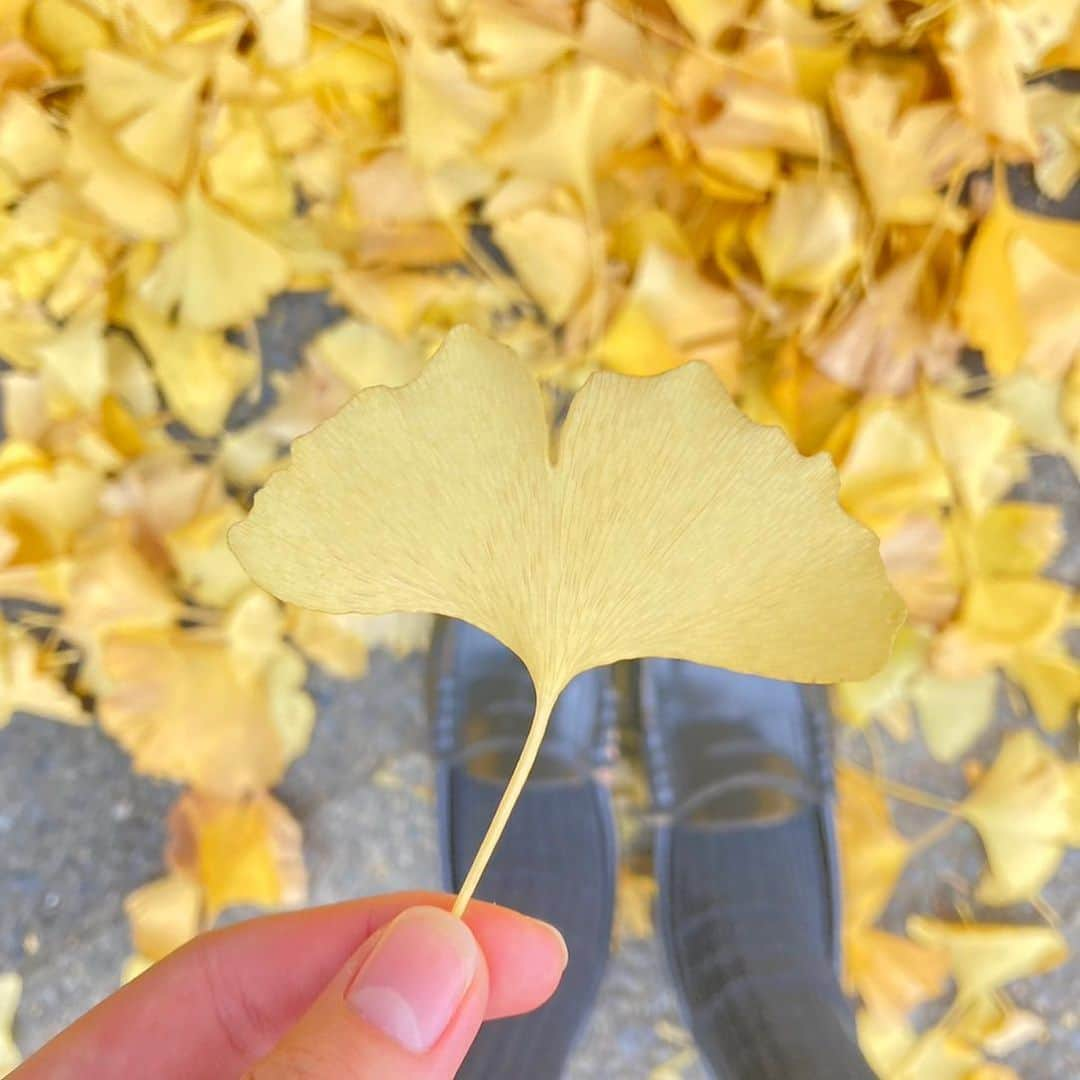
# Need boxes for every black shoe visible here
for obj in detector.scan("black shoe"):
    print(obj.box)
[428,619,619,1078]
[639,660,873,1080]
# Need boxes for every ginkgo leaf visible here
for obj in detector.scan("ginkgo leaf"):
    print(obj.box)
[844,926,950,1019]
[232,327,903,909]
[1007,649,1080,734]
[912,670,998,762]
[138,185,290,331]
[906,916,1067,1003]
[0,971,21,1076]
[123,873,202,963]
[0,620,86,728]
[836,765,912,929]
[959,730,1071,904]
[126,301,256,437]
[98,627,309,796]
[167,790,307,921]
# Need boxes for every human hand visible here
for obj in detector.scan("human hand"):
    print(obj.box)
[14,891,567,1079]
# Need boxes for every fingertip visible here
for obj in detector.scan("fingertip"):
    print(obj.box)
[463,907,569,1019]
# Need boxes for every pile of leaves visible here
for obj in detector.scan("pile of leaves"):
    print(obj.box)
[0,1,1077,1075]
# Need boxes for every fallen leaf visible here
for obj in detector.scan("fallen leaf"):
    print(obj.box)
[0,620,85,728]
[907,916,1067,1002]
[167,790,307,920]
[844,926,950,1019]
[911,670,998,763]
[836,765,912,929]
[959,730,1071,903]
[1006,649,1080,734]
[0,972,21,1076]
[123,873,202,964]
[99,628,309,796]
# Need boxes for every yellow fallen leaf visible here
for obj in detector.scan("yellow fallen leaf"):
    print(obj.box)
[844,926,950,1020]
[839,404,952,533]
[241,0,308,67]
[464,4,571,81]
[1010,234,1080,379]
[165,502,252,609]
[137,185,290,331]
[959,730,1071,903]
[748,175,860,292]
[668,0,749,43]
[485,61,654,210]
[403,39,503,174]
[26,0,109,74]
[307,319,425,393]
[924,388,1023,516]
[34,312,108,411]
[833,68,984,225]
[287,607,369,678]
[941,0,1037,157]
[232,327,902,910]
[127,301,257,437]
[878,514,959,628]
[224,588,287,680]
[954,994,1048,1058]
[0,90,64,184]
[205,111,294,226]
[907,916,1067,1002]
[832,624,928,731]
[957,177,1080,375]
[0,620,85,728]
[123,873,202,963]
[952,578,1070,657]
[966,502,1064,578]
[993,372,1080,473]
[911,670,998,763]
[1006,649,1080,734]
[168,790,307,921]
[493,207,592,325]
[65,103,180,240]
[99,628,304,796]
[1026,83,1080,200]
[343,612,433,659]
[836,765,912,929]
[0,971,21,1076]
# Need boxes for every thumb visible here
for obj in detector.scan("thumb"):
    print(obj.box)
[245,906,489,1080]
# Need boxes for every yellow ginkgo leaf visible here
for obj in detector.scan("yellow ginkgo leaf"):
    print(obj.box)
[34,313,108,411]
[138,185,290,331]
[878,514,959,628]
[836,765,912,929]
[1007,649,1080,734]
[65,103,180,240]
[906,916,1067,1003]
[967,502,1064,578]
[911,670,998,763]
[98,627,305,796]
[241,0,309,67]
[126,301,257,436]
[232,326,903,910]
[844,926,950,1019]
[167,790,307,921]
[748,175,860,292]
[924,389,1022,516]
[165,502,252,608]
[959,730,1071,903]
[307,319,426,393]
[123,873,202,964]
[0,620,86,728]
[0,971,21,1076]
[1011,234,1080,379]
[403,39,504,174]
[832,623,928,731]
[0,91,64,184]
[953,994,1048,1058]
[287,608,369,679]
[957,177,1080,375]
[493,207,592,325]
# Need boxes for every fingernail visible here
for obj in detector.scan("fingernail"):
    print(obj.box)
[346,906,479,1054]
[530,916,569,972]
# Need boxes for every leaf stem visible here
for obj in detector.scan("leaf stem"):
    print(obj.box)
[452,688,558,917]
